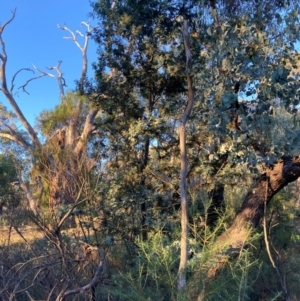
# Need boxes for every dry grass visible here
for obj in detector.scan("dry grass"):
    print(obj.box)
[0,225,44,246]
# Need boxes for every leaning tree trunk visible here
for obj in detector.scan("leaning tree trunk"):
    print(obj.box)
[198,156,300,284]
[220,156,300,244]
[193,156,300,300]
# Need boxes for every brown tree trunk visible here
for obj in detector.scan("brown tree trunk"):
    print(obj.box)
[194,156,300,300]
[207,156,300,278]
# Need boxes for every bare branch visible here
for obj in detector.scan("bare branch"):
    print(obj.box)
[0,9,16,34]
[57,22,98,91]
[0,9,17,79]
[57,249,105,300]
[0,131,31,149]
[19,178,39,216]
[17,74,47,94]
[56,181,87,231]
[0,10,41,148]
[33,62,66,98]
[10,68,33,92]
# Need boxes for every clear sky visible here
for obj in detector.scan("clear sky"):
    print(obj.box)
[0,0,98,125]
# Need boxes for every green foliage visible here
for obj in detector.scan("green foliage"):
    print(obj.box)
[39,92,88,135]
[0,154,22,210]
[89,1,300,297]
[109,231,179,301]
[1,0,300,299]
[204,249,260,301]
[250,186,300,300]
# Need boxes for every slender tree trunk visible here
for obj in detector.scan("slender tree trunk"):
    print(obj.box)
[178,123,189,291]
[177,20,194,291]
[140,94,153,240]
[140,136,150,240]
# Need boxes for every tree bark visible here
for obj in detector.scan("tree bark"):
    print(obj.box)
[177,20,194,291]
[193,156,300,300]
[207,155,300,278]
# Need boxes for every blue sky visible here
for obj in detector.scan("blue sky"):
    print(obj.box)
[0,0,98,125]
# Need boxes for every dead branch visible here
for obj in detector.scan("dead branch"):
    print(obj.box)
[10,68,34,93]
[0,9,16,35]
[57,248,105,300]
[19,178,39,216]
[57,22,98,90]
[33,62,66,99]
[0,116,33,150]
[56,181,87,231]
[17,74,47,95]
[0,10,41,149]
[0,132,30,149]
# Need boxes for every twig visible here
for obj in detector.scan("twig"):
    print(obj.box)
[10,68,34,93]
[56,248,105,300]
[263,175,290,301]
[33,62,66,98]
[17,74,46,95]
[57,22,99,91]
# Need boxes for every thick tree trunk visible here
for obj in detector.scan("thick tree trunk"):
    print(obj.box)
[194,156,300,300]
[221,156,300,243]
[206,156,300,279]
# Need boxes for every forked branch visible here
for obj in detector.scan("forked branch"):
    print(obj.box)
[57,22,98,91]
[0,9,41,148]
[56,248,105,300]
[33,61,66,99]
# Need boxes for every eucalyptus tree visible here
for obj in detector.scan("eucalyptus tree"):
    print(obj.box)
[0,10,109,301]
[91,0,300,296]
[91,0,195,244]
[0,10,99,218]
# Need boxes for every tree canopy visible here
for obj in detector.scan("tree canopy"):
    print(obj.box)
[0,0,300,300]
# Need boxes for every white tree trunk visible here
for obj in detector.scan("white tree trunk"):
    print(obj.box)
[177,20,194,291]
